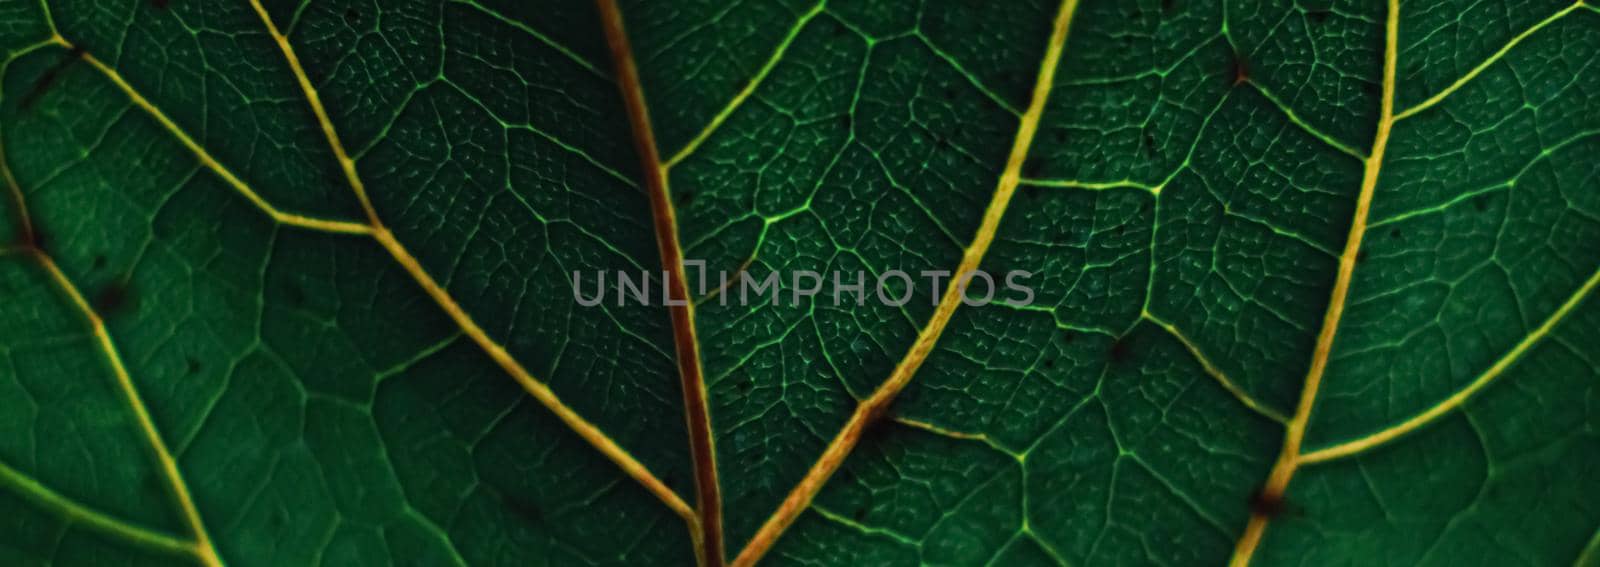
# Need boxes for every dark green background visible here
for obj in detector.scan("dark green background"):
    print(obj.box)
[0,0,1596,565]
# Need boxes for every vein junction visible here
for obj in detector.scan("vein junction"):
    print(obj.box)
[1227,2,1402,563]
[0,26,220,564]
[1,152,219,564]
[1228,1,1600,563]
[3,0,1597,565]
[730,0,1083,563]
[595,0,724,563]
[0,2,698,561]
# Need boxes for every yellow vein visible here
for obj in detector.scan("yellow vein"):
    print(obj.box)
[43,2,694,539]
[240,3,380,225]
[596,0,724,564]
[891,417,1015,456]
[0,459,194,558]
[1229,1,1398,564]
[1,139,32,243]
[1393,0,1586,122]
[34,0,54,35]
[372,228,699,524]
[33,253,222,567]
[242,0,698,528]
[454,0,610,79]
[890,417,990,442]
[662,2,827,170]
[0,107,205,562]
[916,35,1025,117]
[730,1,1081,564]
[49,37,372,236]
[0,42,53,232]
[1143,312,1289,424]
[1019,177,1162,195]
[809,503,919,545]
[1248,81,1365,160]
[1578,524,1600,567]
[1299,264,1600,464]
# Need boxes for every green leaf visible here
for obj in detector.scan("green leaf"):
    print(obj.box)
[0,0,1596,566]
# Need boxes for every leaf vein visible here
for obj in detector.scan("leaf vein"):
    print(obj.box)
[730,1,1085,563]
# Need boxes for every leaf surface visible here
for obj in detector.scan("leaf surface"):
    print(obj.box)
[0,0,1596,566]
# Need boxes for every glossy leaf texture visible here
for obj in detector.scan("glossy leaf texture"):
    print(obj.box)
[0,0,1596,566]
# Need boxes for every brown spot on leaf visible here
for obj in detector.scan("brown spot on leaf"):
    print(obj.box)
[1109,336,1133,365]
[20,47,87,110]
[859,401,896,445]
[13,223,41,252]
[1229,51,1251,86]
[95,283,133,314]
[1249,489,1300,519]
[507,498,545,526]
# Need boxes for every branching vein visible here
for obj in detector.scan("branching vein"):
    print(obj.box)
[730,1,1083,564]
[241,0,699,534]
[1143,312,1289,424]
[34,253,223,567]
[1299,263,1600,464]
[1,77,219,566]
[663,2,827,170]
[597,1,725,564]
[14,1,702,556]
[1393,0,1587,121]
[0,458,193,558]
[1229,1,1400,563]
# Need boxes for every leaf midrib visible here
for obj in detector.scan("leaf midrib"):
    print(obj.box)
[239,0,709,554]
[9,1,1598,565]
[596,0,725,564]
